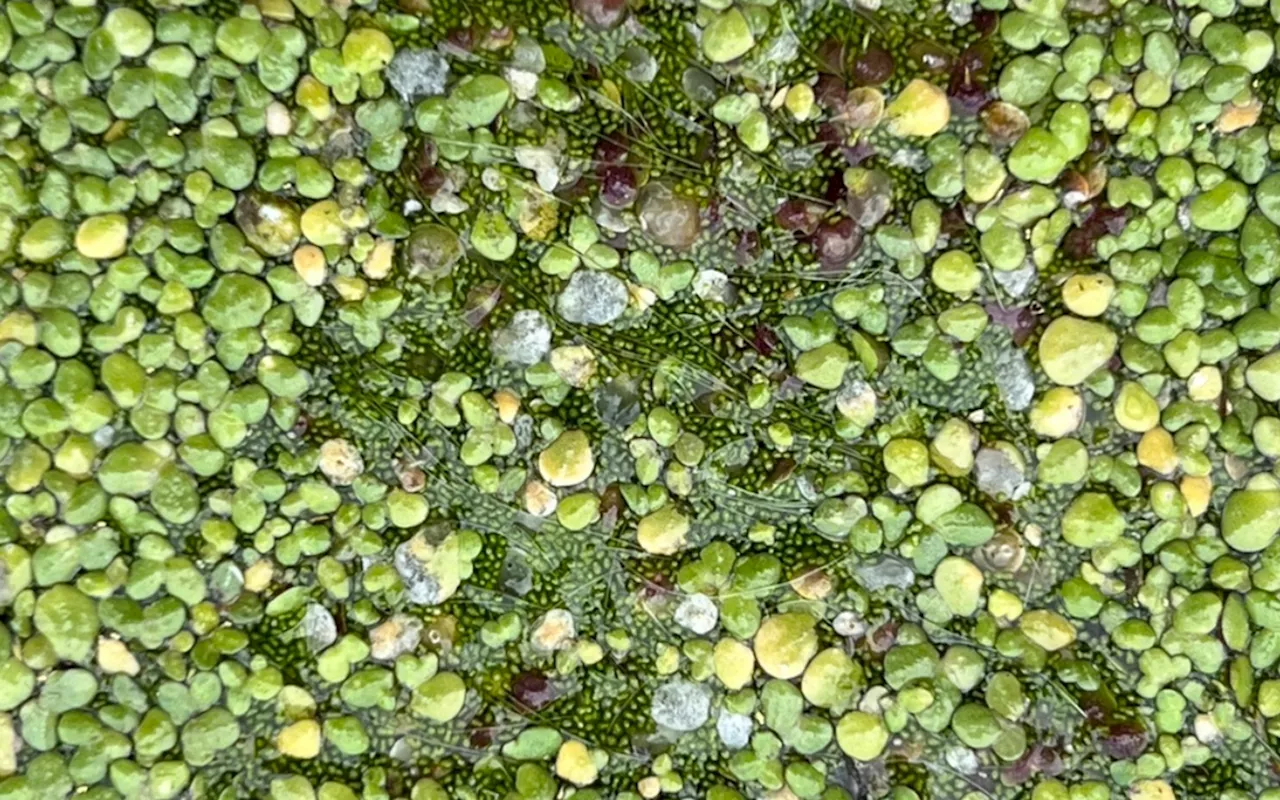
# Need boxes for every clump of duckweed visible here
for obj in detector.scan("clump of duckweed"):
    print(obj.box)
[7,0,1280,798]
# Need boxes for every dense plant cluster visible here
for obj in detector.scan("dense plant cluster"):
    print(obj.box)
[5,0,1280,798]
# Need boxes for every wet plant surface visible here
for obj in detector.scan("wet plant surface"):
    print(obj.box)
[6,0,1280,799]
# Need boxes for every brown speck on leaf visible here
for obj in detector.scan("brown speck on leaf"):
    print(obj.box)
[396,462,426,493]
[751,324,779,357]
[597,484,624,531]
[469,727,494,748]
[1099,721,1149,760]
[510,671,558,712]
[867,620,898,653]
[767,457,796,487]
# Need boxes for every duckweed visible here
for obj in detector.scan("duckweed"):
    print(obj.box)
[6,0,1280,797]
